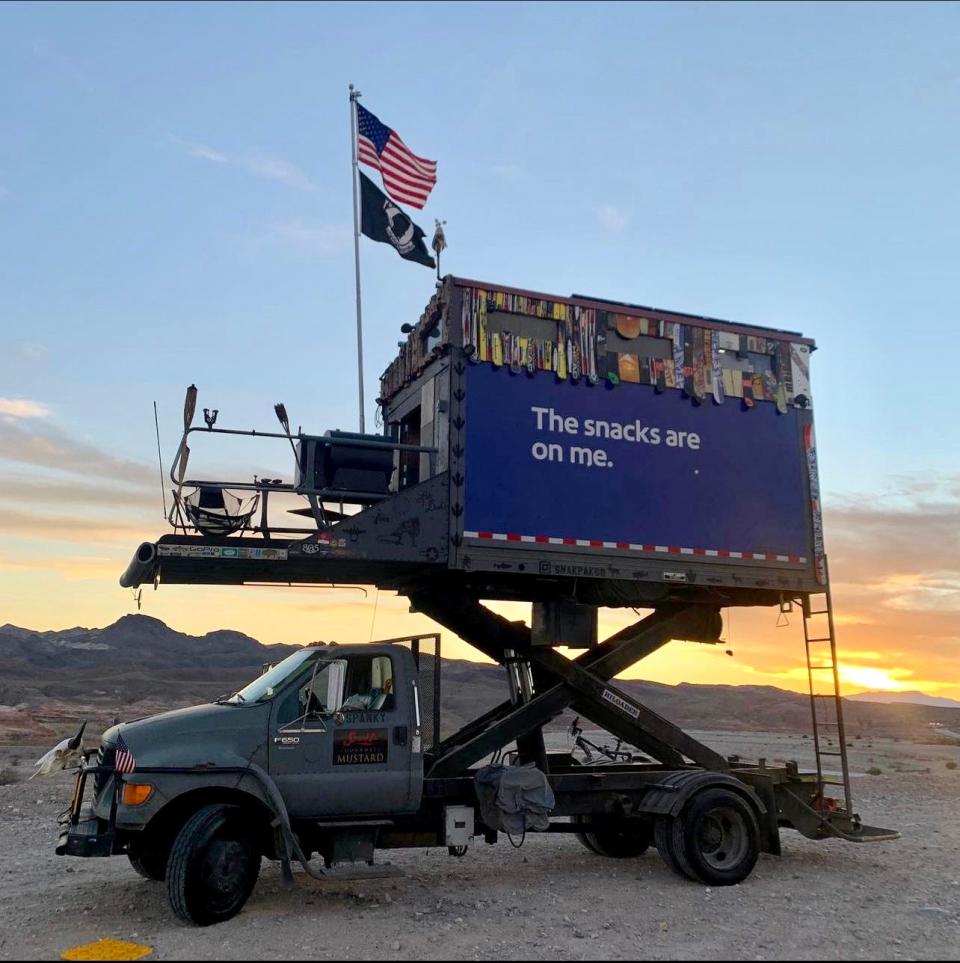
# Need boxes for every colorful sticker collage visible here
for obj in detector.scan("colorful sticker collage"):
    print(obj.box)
[461,287,812,411]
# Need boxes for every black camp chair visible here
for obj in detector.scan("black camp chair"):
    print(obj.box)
[182,486,259,537]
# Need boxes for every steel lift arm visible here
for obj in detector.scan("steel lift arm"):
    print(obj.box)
[408,590,728,777]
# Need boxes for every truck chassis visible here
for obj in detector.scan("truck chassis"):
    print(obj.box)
[58,591,896,925]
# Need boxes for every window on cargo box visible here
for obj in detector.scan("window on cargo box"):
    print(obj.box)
[484,311,559,342]
[605,331,672,358]
[342,655,395,712]
[718,350,773,374]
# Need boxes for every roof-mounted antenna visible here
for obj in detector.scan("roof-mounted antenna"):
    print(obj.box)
[153,401,167,519]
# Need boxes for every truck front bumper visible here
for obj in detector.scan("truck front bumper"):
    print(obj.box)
[56,816,115,857]
[56,754,122,858]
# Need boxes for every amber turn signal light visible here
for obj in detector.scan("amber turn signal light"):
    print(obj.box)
[121,783,154,807]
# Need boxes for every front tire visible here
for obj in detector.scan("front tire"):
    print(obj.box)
[166,804,261,926]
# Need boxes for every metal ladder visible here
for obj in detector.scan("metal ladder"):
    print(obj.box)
[802,560,853,817]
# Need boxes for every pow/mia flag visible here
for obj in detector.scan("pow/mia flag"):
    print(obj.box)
[359,171,435,269]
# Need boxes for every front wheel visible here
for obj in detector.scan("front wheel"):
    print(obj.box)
[166,804,261,926]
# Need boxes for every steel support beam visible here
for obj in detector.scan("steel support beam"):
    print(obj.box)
[530,646,728,770]
[410,590,725,777]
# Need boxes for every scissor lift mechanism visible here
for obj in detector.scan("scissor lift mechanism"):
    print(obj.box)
[400,589,895,852]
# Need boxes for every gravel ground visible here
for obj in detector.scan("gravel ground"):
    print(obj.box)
[0,733,957,961]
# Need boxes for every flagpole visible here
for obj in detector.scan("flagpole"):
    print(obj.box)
[349,84,366,434]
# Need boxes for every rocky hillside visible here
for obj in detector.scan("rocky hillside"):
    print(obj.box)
[1,615,957,745]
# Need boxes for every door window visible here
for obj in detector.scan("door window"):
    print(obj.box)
[342,655,395,712]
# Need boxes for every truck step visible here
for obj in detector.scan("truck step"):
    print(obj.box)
[314,819,394,828]
[320,863,406,881]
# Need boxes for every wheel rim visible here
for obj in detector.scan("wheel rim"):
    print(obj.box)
[197,833,254,914]
[696,806,749,871]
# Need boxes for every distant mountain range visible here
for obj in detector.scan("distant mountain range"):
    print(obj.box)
[1,615,958,743]
[847,690,960,709]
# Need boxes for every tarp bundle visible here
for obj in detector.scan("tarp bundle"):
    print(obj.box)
[475,763,555,836]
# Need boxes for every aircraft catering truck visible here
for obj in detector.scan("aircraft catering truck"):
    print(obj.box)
[53,277,896,925]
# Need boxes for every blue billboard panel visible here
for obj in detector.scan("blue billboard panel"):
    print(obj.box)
[463,365,811,562]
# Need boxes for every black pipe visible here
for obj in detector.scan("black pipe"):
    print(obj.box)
[119,541,157,588]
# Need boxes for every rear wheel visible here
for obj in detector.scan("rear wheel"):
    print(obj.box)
[654,815,693,879]
[659,788,760,886]
[166,804,261,926]
[574,816,652,858]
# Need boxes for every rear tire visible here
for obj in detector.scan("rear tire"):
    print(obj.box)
[667,788,760,886]
[128,845,167,881]
[166,804,261,926]
[573,816,652,858]
[654,816,694,880]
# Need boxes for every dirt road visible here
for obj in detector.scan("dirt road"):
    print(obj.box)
[1,733,957,961]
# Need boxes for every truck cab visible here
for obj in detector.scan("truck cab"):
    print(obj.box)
[59,641,430,925]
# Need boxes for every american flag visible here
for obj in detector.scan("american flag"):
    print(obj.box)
[356,103,437,209]
[114,732,136,774]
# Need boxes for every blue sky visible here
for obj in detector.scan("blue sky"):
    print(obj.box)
[2,1,958,483]
[1,2,958,693]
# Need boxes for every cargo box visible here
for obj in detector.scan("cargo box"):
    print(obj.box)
[378,276,824,603]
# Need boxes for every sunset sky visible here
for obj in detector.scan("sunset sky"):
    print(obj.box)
[1,2,958,699]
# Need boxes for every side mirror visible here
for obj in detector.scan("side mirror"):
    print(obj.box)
[324,659,347,716]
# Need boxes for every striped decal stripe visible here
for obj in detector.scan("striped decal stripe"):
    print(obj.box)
[462,531,805,564]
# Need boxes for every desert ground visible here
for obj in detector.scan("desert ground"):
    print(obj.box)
[0,730,957,961]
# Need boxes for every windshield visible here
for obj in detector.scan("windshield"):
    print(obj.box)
[224,648,325,704]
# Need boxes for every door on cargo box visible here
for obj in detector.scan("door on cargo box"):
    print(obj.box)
[269,652,415,818]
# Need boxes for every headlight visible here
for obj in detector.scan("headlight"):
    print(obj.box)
[121,783,154,807]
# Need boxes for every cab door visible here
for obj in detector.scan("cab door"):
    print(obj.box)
[269,651,418,818]
[322,651,417,816]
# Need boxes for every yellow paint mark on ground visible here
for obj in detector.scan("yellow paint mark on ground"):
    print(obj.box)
[61,938,153,961]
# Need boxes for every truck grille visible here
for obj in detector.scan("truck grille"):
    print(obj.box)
[93,743,116,795]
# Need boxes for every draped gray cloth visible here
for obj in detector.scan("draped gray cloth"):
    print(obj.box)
[475,763,555,835]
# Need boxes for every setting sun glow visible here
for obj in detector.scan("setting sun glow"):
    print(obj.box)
[838,665,908,692]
